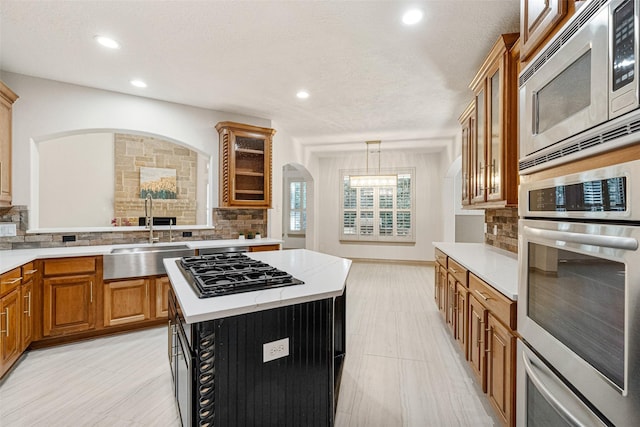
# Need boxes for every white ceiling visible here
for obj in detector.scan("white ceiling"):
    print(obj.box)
[0,0,519,153]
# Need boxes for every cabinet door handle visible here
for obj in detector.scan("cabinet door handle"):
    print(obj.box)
[24,291,31,317]
[477,319,484,346]
[1,277,22,285]
[24,269,37,275]
[485,327,492,354]
[0,308,9,337]
[474,289,492,301]
[90,281,93,303]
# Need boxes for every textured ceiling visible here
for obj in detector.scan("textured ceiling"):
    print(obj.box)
[0,0,519,152]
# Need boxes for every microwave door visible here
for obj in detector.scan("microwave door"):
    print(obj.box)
[520,5,609,158]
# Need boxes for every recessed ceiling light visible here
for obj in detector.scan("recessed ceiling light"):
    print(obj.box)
[402,9,423,25]
[296,90,310,99]
[94,35,120,49]
[130,79,147,88]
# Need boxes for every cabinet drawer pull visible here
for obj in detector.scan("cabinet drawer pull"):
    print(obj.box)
[450,267,458,274]
[474,289,492,301]
[1,277,22,285]
[0,308,9,336]
[24,269,37,275]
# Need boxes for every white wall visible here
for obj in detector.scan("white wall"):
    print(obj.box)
[39,133,114,227]
[2,72,270,212]
[316,150,442,261]
[270,121,307,244]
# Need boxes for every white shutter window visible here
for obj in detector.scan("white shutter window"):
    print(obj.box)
[339,168,415,242]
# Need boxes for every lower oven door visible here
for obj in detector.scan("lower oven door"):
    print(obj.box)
[519,219,640,426]
[517,340,607,427]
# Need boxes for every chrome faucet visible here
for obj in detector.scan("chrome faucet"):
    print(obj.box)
[144,194,159,244]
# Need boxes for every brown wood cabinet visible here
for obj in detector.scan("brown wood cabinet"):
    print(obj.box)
[155,275,171,318]
[434,249,517,426]
[455,282,469,359]
[105,274,173,325]
[468,292,488,391]
[459,101,475,206]
[434,249,447,315]
[20,263,36,352]
[520,0,569,62]
[104,279,151,327]
[469,273,517,426]
[0,287,21,377]
[487,312,516,426]
[0,80,18,207]
[248,244,280,252]
[216,121,275,208]
[42,257,98,337]
[464,34,520,209]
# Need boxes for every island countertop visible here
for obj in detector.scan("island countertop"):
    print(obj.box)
[164,249,352,323]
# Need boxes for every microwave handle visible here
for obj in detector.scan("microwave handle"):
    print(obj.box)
[532,91,539,135]
[522,351,599,427]
[524,226,639,250]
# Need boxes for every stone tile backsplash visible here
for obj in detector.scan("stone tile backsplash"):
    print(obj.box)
[0,206,268,250]
[484,207,518,254]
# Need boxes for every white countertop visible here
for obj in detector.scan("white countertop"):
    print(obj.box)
[0,238,283,274]
[164,249,351,323]
[432,242,518,300]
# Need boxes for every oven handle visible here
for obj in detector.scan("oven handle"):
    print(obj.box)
[522,351,593,427]
[524,226,639,251]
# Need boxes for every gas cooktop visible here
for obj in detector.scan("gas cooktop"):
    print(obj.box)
[178,252,305,298]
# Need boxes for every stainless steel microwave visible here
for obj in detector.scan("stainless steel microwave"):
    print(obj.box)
[519,0,640,173]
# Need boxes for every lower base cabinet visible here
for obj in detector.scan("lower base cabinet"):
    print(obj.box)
[42,257,98,337]
[104,279,151,327]
[434,249,517,427]
[454,283,468,358]
[468,292,488,392]
[104,276,171,326]
[0,288,20,377]
[486,313,516,426]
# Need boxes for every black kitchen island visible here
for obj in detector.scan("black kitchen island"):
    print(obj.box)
[164,249,350,427]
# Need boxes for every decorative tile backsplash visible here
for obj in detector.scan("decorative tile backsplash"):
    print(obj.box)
[0,206,268,250]
[484,207,518,254]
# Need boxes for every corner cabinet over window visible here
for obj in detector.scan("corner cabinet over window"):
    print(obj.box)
[0,81,18,207]
[215,121,275,208]
[463,34,519,209]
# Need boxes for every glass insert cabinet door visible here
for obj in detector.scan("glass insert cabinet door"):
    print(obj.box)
[216,121,276,208]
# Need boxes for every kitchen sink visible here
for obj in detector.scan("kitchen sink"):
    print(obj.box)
[109,244,190,254]
[104,244,195,280]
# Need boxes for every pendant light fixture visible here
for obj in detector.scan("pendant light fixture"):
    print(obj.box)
[348,141,398,187]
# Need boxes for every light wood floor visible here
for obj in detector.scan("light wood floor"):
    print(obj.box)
[0,262,497,426]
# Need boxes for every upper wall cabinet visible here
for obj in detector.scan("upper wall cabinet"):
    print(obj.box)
[459,101,475,207]
[0,81,18,207]
[464,34,520,209]
[216,122,275,208]
[519,1,586,63]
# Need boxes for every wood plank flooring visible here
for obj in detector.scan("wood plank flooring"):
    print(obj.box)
[0,262,496,426]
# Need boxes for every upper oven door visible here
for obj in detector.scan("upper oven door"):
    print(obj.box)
[519,158,640,221]
[518,219,640,426]
[520,2,609,160]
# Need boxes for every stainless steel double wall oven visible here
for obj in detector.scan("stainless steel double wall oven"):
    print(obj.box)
[518,159,640,426]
